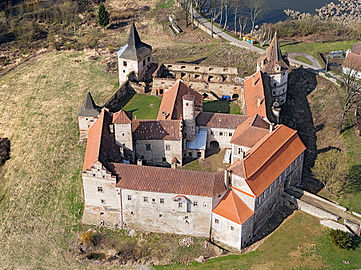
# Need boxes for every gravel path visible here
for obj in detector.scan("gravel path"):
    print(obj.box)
[288,52,323,69]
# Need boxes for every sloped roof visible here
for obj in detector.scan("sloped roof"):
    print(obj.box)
[112,163,226,197]
[78,91,101,117]
[83,109,123,171]
[228,125,306,197]
[230,115,270,147]
[117,22,152,61]
[343,52,361,72]
[132,120,182,140]
[113,110,132,124]
[212,190,254,225]
[196,112,248,129]
[244,71,278,124]
[351,41,361,55]
[157,80,202,120]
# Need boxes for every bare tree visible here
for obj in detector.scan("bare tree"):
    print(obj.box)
[338,61,361,134]
[245,0,267,36]
[238,15,248,39]
[259,23,274,46]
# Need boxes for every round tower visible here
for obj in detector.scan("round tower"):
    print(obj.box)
[182,94,196,142]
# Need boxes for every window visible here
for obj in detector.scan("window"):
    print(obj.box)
[159,214,162,218]
[97,186,103,192]
[127,195,131,201]
[166,145,170,151]
[210,130,214,135]
[123,70,126,73]
[148,56,151,62]
[152,198,156,203]
[197,152,201,157]
[143,196,148,202]
[237,148,241,155]
[219,132,223,136]
[162,157,166,162]
[160,198,164,204]
[178,202,183,208]
[193,201,198,207]
[188,152,192,157]
[143,59,146,66]
[100,212,104,215]
[186,102,189,106]
[185,215,188,219]
[131,211,134,215]
[101,199,105,204]
[229,133,232,136]
[123,61,127,66]
[146,144,151,151]
[122,133,125,136]
[215,218,219,224]
[203,202,207,207]
[230,226,234,231]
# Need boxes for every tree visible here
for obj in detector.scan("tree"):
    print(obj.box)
[245,0,267,36]
[330,229,353,249]
[338,60,361,134]
[98,3,109,27]
[311,149,349,197]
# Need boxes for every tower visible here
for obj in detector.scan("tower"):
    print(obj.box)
[112,110,134,162]
[78,91,101,142]
[182,94,196,142]
[257,33,289,106]
[117,22,152,85]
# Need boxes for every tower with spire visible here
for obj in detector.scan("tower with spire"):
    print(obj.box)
[117,22,153,85]
[78,91,101,142]
[257,33,289,107]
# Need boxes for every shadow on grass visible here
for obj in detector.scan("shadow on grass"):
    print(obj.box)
[203,100,230,113]
[177,57,207,65]
[351,236,361,250]
[281,67,323,193]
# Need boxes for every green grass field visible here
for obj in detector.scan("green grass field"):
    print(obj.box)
[294,55,313,65]
[122,93,161,119]
[155,211,361,270]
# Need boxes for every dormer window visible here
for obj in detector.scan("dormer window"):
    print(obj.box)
[123,61,127,67]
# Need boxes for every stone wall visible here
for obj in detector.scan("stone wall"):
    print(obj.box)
[78,116,98,142]
[320,219,353,234]
[121,189,214,237]
[135,139,183,165]
[211,213,242,249]
[206,127,236,149]
[104,81,136,113]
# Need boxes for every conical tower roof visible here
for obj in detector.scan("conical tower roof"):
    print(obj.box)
[117,22,152,61]
[257,33,289,74]
[78,91,101,117]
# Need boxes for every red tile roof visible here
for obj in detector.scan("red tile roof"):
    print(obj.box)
[111,163,226,197]
[113,110,132,124]
[228,125,306,197]
[212,190,254,225]
[230,115,270,147]
[196,112,248,129]
[157,80,202,120]
[132,119,182,140]
[343,52,361,72]
[83,109,123,171]
[244,71,267,118]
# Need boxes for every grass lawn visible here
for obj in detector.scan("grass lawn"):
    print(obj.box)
[182,150,229,172]
[122,93,161,120]
[203,100,241,114]
[279,39,359,59]
[155,211,361,270]
[294,55,313,65]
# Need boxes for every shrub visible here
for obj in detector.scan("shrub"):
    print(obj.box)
[79,230,94,247]
[0,138,10,165]
[330,229,353,249]
[98,3,109,27]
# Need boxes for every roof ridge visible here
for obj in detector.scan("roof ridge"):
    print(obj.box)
[230,191,242,223]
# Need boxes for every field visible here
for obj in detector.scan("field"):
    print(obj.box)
[156,211,361,270]
[294,55,313,65]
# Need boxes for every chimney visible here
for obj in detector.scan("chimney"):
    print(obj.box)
[161,111,166,120]
[240,150,245,159]
[252,75,256,86]
[269,124,274,133]
[224,170,230,188]
[137,159,143,166]
[257,97,261,107]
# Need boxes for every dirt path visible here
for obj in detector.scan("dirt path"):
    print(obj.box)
[288,52,322,69]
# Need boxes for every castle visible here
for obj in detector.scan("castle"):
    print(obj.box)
[78,23,306,250]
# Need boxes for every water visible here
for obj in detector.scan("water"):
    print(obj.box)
[203,0,335,31]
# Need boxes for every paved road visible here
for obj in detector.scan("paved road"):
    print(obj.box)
[288,52,322,69]
[192,8,324,72]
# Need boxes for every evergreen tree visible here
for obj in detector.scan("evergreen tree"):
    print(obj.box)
[98,3,109,27]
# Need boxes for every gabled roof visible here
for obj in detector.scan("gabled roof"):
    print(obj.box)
[78,91,101,117]
[132,120,182,140]
[112,163,226,197]
[212,190,254,225]
[244,71,278,124]
[230,115,270,147]
[343,52,361,72]
[113,110,132,124]
[196,112,248,129]
[351,41,361,55]
[117,21,152,61]
[257,33,289,74]
[83,109,123,171]
[157,80,202,120]
[228,125,306,197]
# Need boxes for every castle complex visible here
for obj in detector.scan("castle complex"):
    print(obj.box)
[78,23,306,250]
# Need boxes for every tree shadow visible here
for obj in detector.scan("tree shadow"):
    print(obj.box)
[108,21,129,30]
[316,146,341,154]
[280,67,323,193]
[315,123,325,132]
[348,164,361,192]
[177,57,208,65]
[351,236,361,250]
[280,41,301,47]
